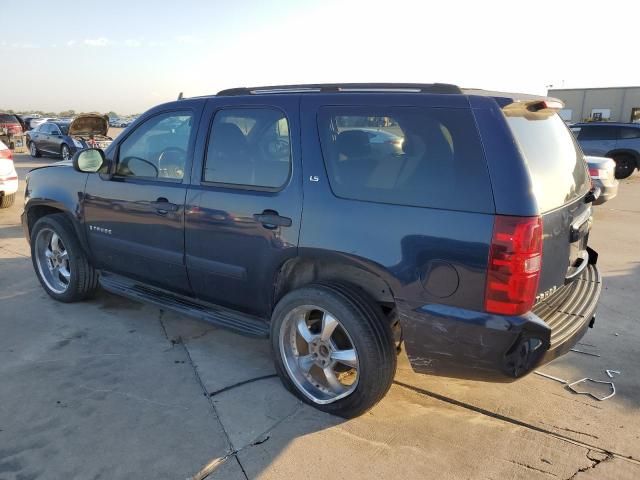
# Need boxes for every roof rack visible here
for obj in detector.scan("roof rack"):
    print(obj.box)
[216,83,462,96]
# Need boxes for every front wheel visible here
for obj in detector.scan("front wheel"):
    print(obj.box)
[30,213,99,302]
[61,144,71,161]
[271,282,397,418]
[29,141,41,158]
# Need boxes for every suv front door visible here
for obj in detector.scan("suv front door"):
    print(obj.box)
[185,96,302,317]
[83,104,203,294]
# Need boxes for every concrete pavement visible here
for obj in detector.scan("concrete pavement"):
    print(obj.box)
[1,154,639,479]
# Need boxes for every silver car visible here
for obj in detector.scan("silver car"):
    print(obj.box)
[586,155,618,205]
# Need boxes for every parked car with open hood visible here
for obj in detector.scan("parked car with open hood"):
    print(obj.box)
[28,115,113,161]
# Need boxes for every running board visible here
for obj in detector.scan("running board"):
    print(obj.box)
[99,273,269,338]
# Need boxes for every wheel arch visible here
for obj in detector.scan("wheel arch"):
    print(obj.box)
[605,148,640,166]
[272,250,398,315]
[25,201,89,254]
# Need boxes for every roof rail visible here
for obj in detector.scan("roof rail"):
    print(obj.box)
[216,83,462,96]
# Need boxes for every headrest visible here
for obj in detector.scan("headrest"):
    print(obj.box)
[213,122,248,155]
[336,130,371,157]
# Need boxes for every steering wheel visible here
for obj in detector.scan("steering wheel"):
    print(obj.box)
[118,156,159,178]
[158,147,186,179]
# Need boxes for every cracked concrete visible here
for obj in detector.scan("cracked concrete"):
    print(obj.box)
[1,155,640,479]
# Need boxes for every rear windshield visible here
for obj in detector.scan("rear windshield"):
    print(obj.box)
[0,114,19,123]
[317,106,494,213]
[504,108,590,213]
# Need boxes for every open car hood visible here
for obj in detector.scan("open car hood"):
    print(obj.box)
[68,114,109,136]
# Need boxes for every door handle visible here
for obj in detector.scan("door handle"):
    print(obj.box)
[253,210,292,229]
[150,198,179,214]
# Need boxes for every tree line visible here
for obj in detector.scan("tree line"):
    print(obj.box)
[1,109,138,118]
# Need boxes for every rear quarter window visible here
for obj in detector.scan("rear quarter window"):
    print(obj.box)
[618,127,640,139]
[317,106,494,213]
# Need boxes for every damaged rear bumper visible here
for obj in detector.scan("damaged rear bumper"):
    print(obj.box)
[399,263,602,381]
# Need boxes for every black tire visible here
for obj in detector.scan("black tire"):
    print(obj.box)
[30,213,99,302]
[0,193,15,208]
[612,154,636,179]
[271,282,397,418]
[29,141,41,158]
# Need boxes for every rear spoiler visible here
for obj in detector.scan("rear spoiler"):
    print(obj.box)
[463,88,564,110]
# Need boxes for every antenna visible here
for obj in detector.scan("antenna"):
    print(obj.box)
[177,92,184,100]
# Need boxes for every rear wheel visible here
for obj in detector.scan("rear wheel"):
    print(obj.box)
[612,154,636,179]
[29,141,41,158]
[30,213,99,302]
[0,193,15,208]
[271,282,397,418]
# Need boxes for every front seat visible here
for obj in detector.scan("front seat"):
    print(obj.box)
[206,122,253,184]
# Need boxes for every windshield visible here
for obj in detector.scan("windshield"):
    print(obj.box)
[504,108,590,213]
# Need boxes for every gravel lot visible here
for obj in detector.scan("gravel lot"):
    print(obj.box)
[1,153,639,479]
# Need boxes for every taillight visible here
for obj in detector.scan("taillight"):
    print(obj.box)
[484,215,543,316]
[589,167,608,180]
[0,149,12,160]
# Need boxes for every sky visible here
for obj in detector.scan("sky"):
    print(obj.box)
[2,0,639,115]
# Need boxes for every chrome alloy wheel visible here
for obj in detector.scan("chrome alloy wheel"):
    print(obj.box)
[61,145,71,161]
[279,305,359,404]
[34,228,71,294]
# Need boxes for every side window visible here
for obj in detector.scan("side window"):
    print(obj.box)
[317,106,493,212]
[203,108,291,189]
[115,111,193,180]
[578,126,617,141]
[50,125,61,135]
[618,127,640,139]
[40,124,51,134]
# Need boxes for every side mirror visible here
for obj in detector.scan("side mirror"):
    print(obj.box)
[72,148,105,173]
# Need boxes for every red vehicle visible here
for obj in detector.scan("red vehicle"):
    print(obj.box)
[0,113,24,135]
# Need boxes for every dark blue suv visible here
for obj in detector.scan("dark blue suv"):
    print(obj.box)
[22,84,602,418]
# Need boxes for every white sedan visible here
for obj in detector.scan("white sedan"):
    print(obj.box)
[0,140,18,208]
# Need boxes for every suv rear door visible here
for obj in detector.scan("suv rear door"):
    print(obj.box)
[184,95,302,317]
[503,105,593,297]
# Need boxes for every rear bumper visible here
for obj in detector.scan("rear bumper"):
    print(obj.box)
[592,179,618,205]
[400,263,602,381]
